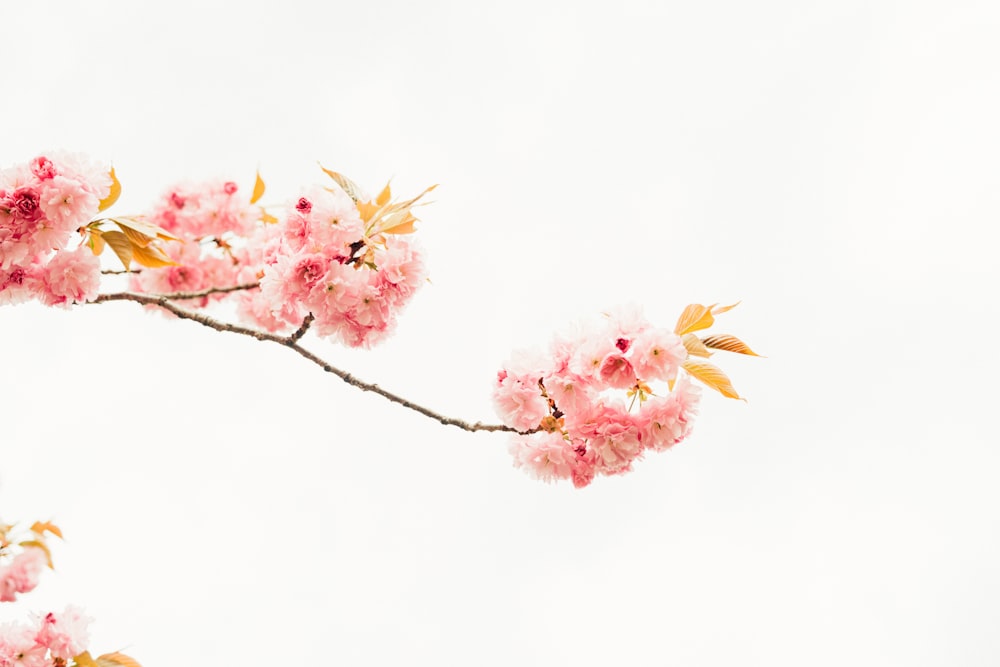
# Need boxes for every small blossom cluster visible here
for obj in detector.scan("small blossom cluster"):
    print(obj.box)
[0,549,46,604]
[494,307,699,488]
[129,180,261,307]
[248,185,427,347]
[0,154,110,307]
[0,521,61,604]
[0,605,91,667]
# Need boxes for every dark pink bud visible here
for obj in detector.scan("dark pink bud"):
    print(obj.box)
[296,197,312,214]
[223,181,238,195]
[30,156,56,180]
[170,192,185,209]
[615,337,631,353]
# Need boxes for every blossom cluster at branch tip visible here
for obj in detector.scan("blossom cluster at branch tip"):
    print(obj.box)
[0,153,110,307]
[494,306,699,488]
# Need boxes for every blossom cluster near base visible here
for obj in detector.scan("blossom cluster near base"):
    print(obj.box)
[0,520,141,667]
[494,303,759,487]
[1,153,431,348]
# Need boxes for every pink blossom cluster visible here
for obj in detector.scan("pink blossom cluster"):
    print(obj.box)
[0,605,91,667]
[494,307,699,487]
[0,154,110,307]
[0,549,46,603]
[129,180,261,307]
[128,181,427,347]
[248,185,427,347]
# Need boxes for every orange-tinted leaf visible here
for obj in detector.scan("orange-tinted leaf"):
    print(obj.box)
[250,170,266,205]
[19,540,54,569]
[389,183,437,211]
[261,210,279,224]
[118,225,153,248]
[681,360,742,400]
[674,303,715,335]
[319,165,363,203]
[87,229,106,256]
[711,301,740,315]
[30,521,63,539]
[356,200,381,223]
[98,167,121,212]
[73,651,99,667]
[101,230,133,270]
[376,181,392,206]
[130,243,178,268]
[95,652,143,667]
[681,333,712,358]
[376,210,418,235]
[113,217,179,242]
[701,334,760,356]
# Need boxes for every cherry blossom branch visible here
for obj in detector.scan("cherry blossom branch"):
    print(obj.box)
[91,291,522,434]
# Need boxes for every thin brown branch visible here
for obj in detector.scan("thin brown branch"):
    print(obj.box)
[140,282,261,300]
[91,291,523,434]
[101,269,140,275]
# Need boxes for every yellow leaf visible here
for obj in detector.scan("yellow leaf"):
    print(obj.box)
[681,360,742,400]
[376,181,392,206]
[18,540,54,569]
[95,652,143,667]
[250,170,266,205]
[681,333,712,358]
[101,230,133,270]
[674,303,716,336]
[376,210,418,235]
[30,521,63,539]
[260,210,279,224]
[88,229,106,256]
[319,165,363,203]
[711,301,741,315]
[98,167,121,212]
[701,334,761,356]
[113,217,179,242]
[118,225,153,248]
[73,651,99,667]
[356,200,381,223]
[131,243,178,268]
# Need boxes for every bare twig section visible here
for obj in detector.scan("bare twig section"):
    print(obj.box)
[91,291,524,434]
[288,313,314,343]
[101,269,140,275]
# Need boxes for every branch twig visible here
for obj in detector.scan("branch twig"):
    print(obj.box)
[91,291,522,434]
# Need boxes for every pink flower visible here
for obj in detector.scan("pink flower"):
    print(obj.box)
[29,157,56,180]
[597,352,636,389]
[0,622,47,667]
[630,328,686,383]
[39,175,100,228]
[34,606,90,661]
[508,432,579,483]
[493,370,549,432]
[35,246,101,307]
[0,548,47,602]
[9,188,42,223]
[637,377,701,451]
[541,371,592,416]
[0,265,33,306]
[566,399,642,474]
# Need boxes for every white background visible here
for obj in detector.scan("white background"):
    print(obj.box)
[3,1,999,665]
